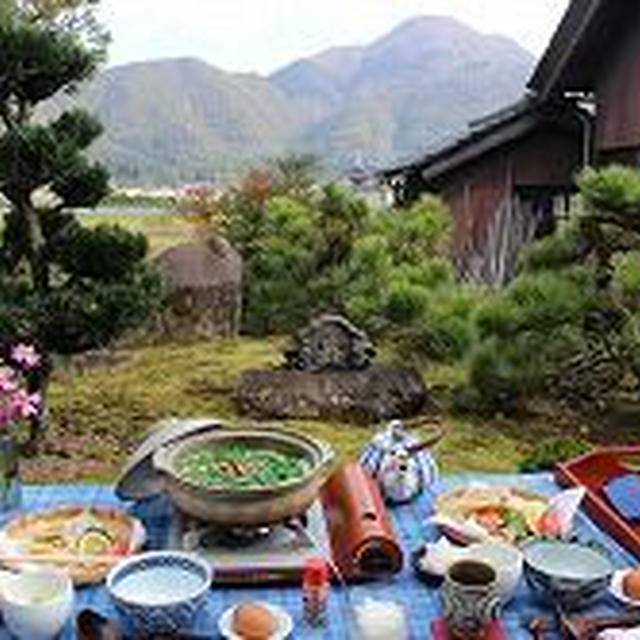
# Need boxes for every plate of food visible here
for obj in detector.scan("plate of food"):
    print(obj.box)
[0,505,145,585]
[219,601,293,640]
[433,485,551,544]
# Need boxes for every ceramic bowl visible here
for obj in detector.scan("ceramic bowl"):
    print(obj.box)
[467,542,523,603]
[107,551,212,633]
[1,567,74,640]
[523,540,613,609]
[153,428,335,526]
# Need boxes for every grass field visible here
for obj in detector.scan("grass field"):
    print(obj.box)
[21,336,575,483]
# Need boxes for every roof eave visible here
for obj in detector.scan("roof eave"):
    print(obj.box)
[528,0,606,99]
[420,115,539,184]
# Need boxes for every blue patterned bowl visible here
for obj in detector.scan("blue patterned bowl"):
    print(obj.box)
[523,540,612,610]
[107,551,212,633]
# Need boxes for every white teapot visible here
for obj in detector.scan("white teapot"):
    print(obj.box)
[360,419,442,505]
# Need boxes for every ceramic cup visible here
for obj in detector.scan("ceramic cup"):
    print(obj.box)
[442,559,501,640]
[1,567,74,640]
[466,542,523,604]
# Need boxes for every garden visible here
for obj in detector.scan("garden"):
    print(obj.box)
[8,162,640,483]
[1,0,640,486]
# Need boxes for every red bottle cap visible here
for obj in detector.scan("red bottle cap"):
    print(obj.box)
[303,557,329,586]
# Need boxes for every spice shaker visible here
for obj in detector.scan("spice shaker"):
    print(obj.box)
[303,556,329,627]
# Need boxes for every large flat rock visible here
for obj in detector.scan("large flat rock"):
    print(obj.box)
[235,367,431,423]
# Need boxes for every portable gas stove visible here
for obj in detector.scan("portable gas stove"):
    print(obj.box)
[166,500,332,584]
[115,421,404,585]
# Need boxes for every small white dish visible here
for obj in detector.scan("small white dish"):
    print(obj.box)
[218,602,293,640]
[610,569,640,606]
[1,567,74,640]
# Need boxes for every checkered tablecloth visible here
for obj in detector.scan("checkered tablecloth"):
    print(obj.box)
[0,473,634,639]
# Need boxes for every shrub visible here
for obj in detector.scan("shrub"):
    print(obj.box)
[378,194,452,263]
[578,165,640,214]
[384,278,431,324]
[519,439,591,472]
[50,224,148,282]
[507,271,594,333]
[240,197,318,335]
[467,166,640,413]
[475,296,522,341]
[613,251,640,304]
[520,221,584,272]
[468,336,539,413]
[221,174,459,347]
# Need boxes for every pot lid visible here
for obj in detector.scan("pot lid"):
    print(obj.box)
[115,417,223,501]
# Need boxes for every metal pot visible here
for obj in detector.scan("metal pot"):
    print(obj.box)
[153,428,335,526]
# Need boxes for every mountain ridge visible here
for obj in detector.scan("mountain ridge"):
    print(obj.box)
[69,16,535,184]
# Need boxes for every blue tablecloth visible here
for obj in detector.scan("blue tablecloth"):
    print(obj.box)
[0,474,635,639]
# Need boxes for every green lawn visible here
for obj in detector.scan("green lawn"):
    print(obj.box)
[22,336,563,483]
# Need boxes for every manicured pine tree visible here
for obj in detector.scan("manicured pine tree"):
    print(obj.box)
[0,0,161,449]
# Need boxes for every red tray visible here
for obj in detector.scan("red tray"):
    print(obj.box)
[555,446,640,559]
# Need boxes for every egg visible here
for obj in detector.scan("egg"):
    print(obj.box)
[623,568,640,600]
[232,602,278,640]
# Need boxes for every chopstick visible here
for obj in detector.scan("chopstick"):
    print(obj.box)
[0,553,126,566]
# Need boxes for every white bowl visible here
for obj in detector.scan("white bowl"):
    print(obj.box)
[2,567,74,640]
[466,542,523,603]
[107,551,212,634]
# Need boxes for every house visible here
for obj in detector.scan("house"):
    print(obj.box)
[381,99,584,284]
[528,0,640,165]
[382,0,640,285]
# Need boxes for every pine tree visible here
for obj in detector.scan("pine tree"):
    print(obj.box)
[0,1,161,449]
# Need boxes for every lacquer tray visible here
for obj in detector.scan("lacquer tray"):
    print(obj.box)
[555,446,640,559]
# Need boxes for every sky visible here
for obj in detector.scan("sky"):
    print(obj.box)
[97,0,570,75]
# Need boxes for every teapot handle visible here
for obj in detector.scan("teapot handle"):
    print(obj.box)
[406,424,445,455]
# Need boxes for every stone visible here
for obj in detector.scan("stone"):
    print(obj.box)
[284,314,375,371]
[236,367,431,423]
[151,237,242,339]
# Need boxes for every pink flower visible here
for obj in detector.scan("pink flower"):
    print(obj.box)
[9,389,40,419]
[11,344,41,369]
[0,368,17,394]
[0,405,11,428]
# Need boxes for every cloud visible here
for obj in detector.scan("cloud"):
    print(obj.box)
[98,0,569,73]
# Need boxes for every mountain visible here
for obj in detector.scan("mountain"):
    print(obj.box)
[64,16,535,184]
[70,58,302,184]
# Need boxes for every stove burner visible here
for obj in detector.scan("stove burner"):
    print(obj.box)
[201,524,273,548]
[184,512,310,550]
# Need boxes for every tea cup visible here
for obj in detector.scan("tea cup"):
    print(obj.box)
[466,542,523,603]
[442,559,501,640]
[0,567,74,640]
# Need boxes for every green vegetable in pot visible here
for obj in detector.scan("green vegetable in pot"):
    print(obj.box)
[176,444,310,489]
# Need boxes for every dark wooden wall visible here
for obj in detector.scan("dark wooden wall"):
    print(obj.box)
[430,127,581,282]
[595,17,640,154]
[511,130,582,185]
